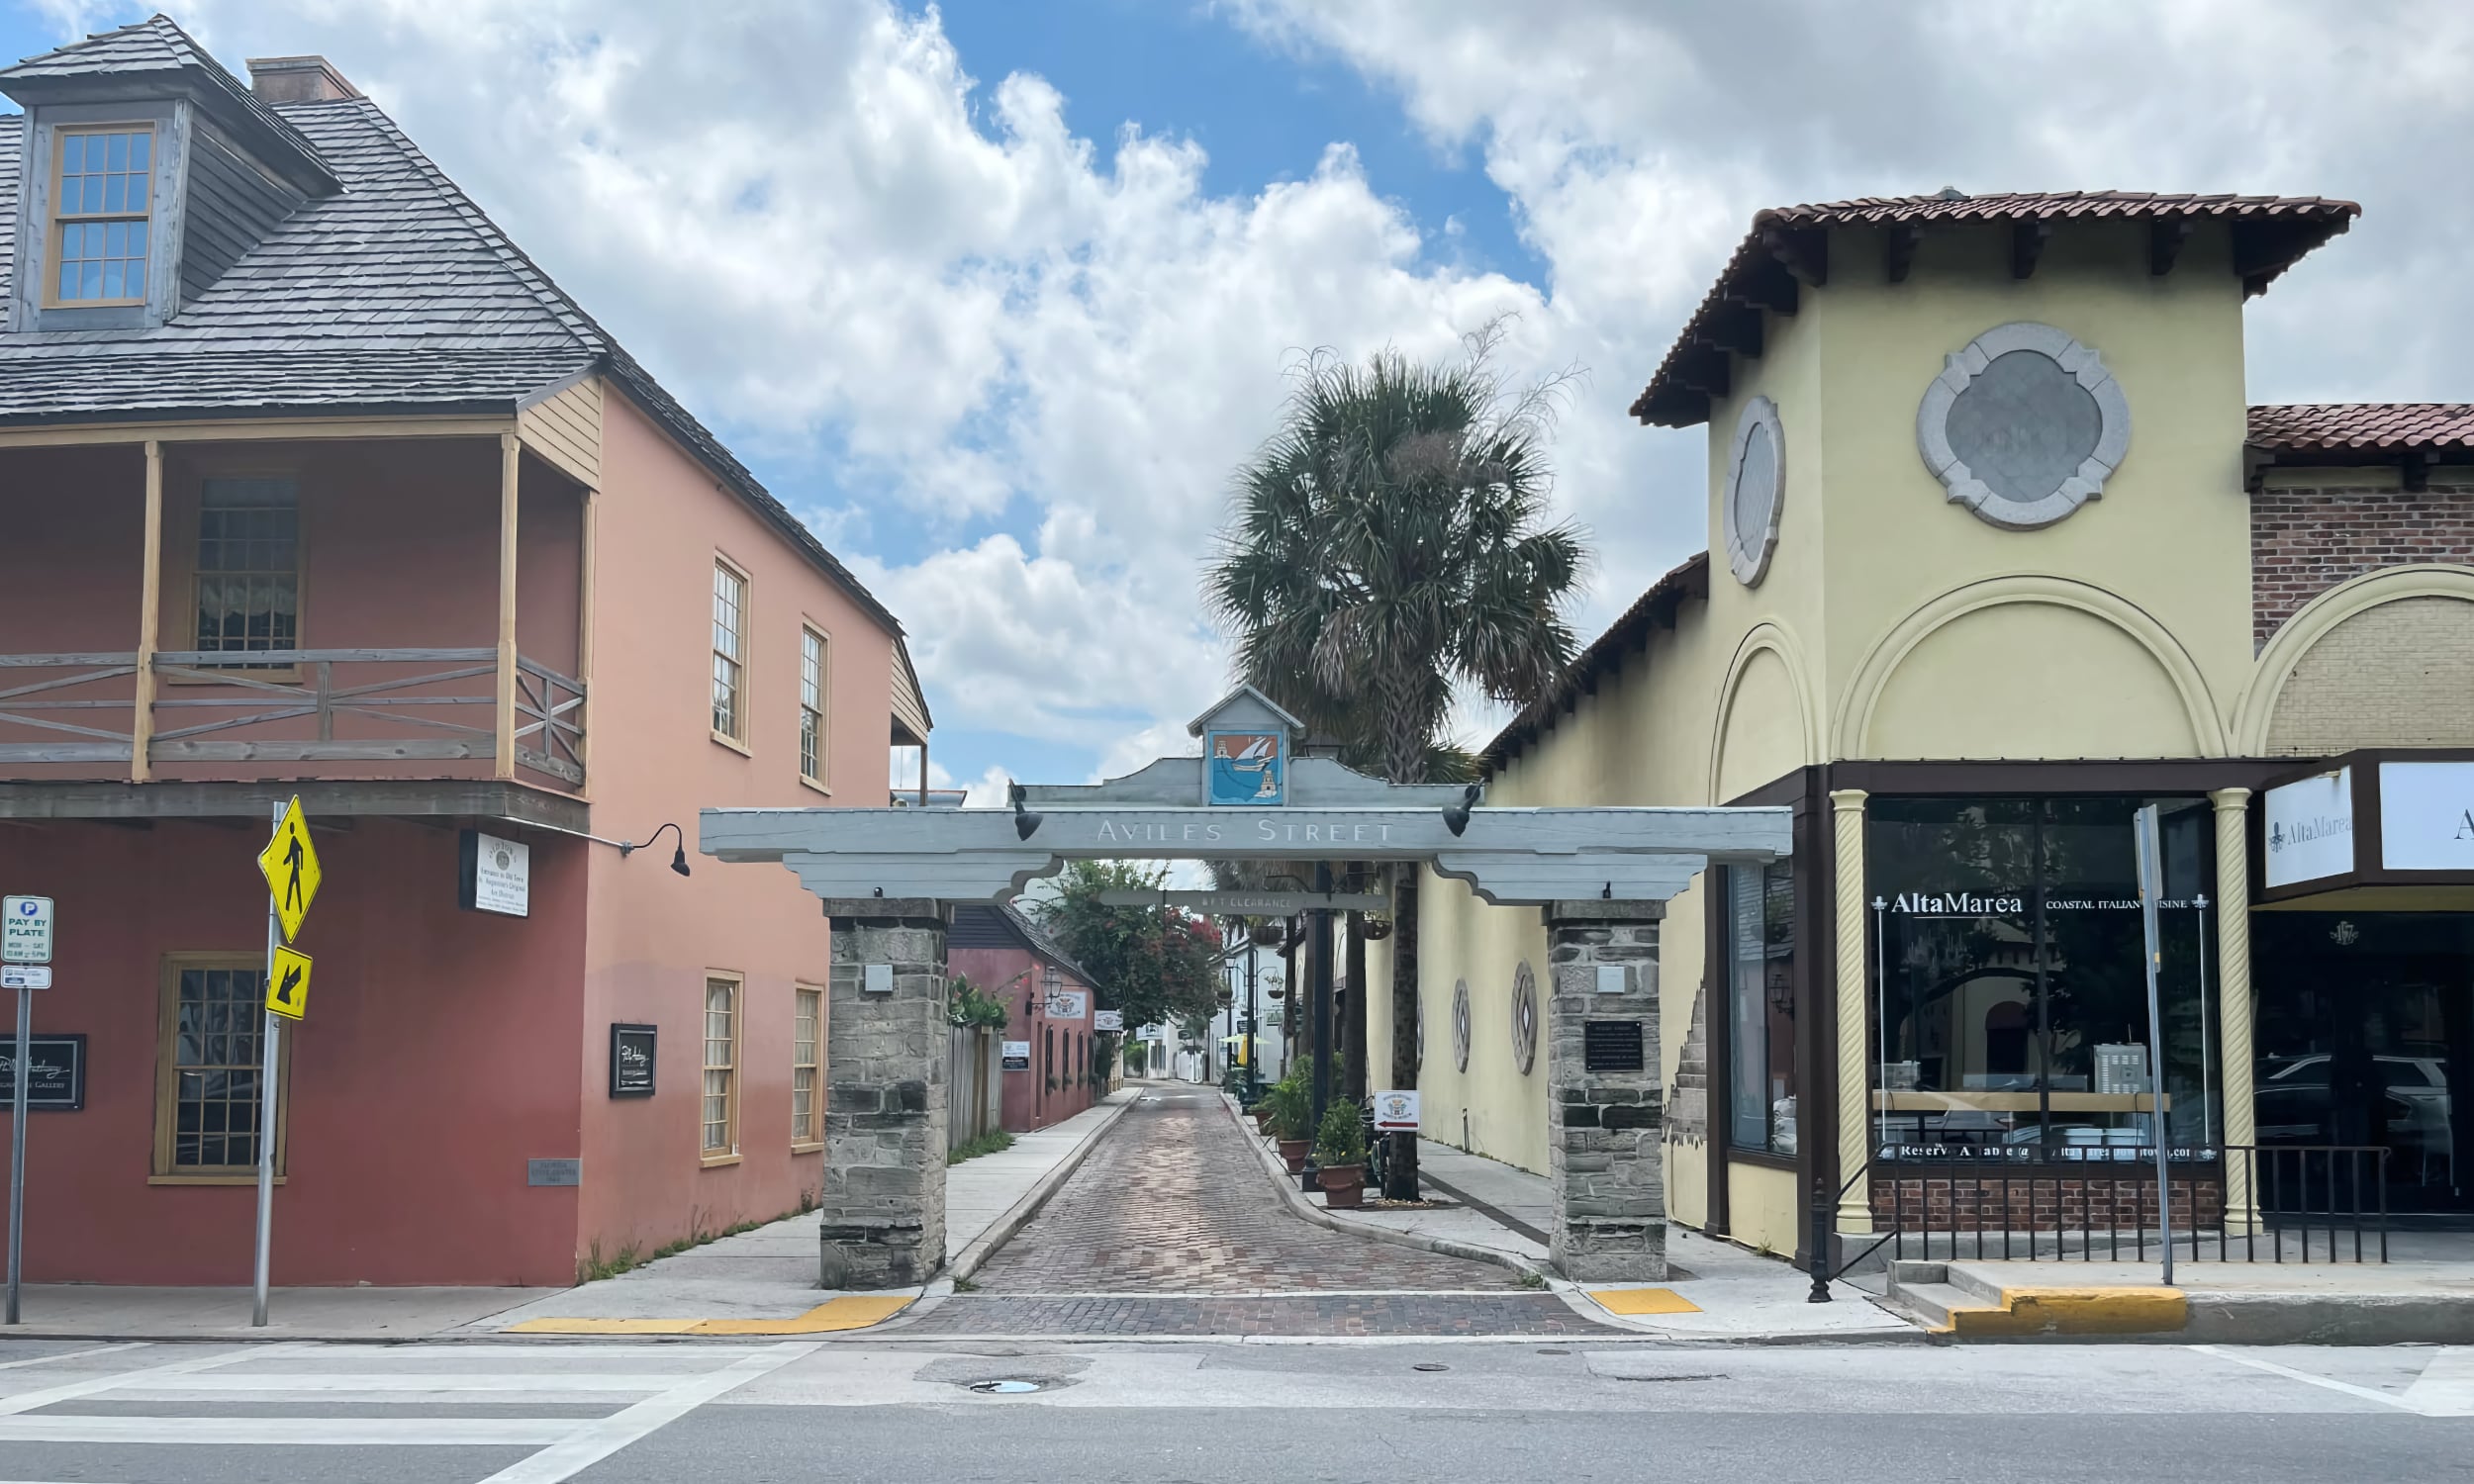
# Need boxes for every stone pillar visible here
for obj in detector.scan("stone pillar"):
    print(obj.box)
[2211,788,2260,1235]
[1543,900,1665,1283]
[1830,788,1872,1234]
[815,900,949,1289]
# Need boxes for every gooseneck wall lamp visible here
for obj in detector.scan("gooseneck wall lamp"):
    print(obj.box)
[619,821,693,878]
[1008,781,1044,840]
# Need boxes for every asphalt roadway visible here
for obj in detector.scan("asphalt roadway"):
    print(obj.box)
[0,1335,2467,1482]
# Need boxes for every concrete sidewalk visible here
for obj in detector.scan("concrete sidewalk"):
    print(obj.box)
[1888,1254,2474,1344]
[485,1088,1138,1335]
[0,1089,1137,1343]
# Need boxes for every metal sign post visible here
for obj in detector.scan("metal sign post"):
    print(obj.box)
[253,801,282,1327]
[2133,804,2174,1287]
[1,892,52,1328]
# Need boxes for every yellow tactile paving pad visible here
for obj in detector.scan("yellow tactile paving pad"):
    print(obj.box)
[1585,1287,1702,1316]
[506,1294,914,1336]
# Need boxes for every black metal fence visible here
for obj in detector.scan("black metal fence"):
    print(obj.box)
[1851,1145,2391,1267]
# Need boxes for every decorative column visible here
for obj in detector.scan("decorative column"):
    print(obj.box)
[2211,788,2259,1235]
[1543,900,1665,1283]
[1830,788,1872,1234]
[815,899,949,1289]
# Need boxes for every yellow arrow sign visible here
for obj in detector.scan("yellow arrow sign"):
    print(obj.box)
[266,945,312,1021]
[256,794,322,944]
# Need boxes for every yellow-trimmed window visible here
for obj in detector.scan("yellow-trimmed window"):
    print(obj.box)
[712,561,748,744]
[799,626,827,786]
[703,974,740,1158]
[194,478,301,659]
[793,985,822,1147]
[154,955,286,1177]
[51,125,153,305]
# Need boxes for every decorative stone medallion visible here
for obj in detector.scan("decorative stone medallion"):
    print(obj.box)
[1722,395,1785,586]
[1511,961,1539,1075]
[1452,977,1473,1073]
[1916,322,2131,530]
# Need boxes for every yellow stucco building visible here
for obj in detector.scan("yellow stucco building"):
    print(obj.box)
[1377,192,2474,1264]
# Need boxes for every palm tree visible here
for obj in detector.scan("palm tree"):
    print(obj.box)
[1204,326,1587,1199]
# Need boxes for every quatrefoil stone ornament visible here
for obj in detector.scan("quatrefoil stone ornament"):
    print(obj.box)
[1917,322,2132,530]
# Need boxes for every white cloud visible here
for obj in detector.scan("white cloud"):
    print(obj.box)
[104,0,2474,787]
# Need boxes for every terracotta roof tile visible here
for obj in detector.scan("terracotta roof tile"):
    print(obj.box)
[2247,404,2474,453]
[1633,192,2360,428]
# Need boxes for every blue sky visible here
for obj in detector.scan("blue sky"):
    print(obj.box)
[8,0,2470,799]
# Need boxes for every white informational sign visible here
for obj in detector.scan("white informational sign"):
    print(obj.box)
[2263,768,2355,887]
[1093,1009,1124,1032]
[0,966,49,990]
[466,832,530,917]
[2380,761,2474,873]
[1373,1089,1420,1131]
[1000,1040,1031,1070]
[1045,989,1089,1019]
[1,897,51,965]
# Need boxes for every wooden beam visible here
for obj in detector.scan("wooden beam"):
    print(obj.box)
[577,488,597,785]
[130,440,163,783]
[0,778,591,829]
[1882,225,1921,284]
[1761,227,1828,288]
[2148,218,2193,277]
[496,431,521,781]
[2011,220,2052,280]
[2404,449,2430,494]
[1706,304,1763,358]
[1678,348,1731,400]
[0,415,514,450]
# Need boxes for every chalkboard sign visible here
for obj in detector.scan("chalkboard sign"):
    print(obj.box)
[609,1024,657,1098]
[0,1034,84,1111]
[1582,1019,1645,1073]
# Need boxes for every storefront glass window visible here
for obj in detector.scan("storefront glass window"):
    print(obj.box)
[1866,796,2219,1162]
[1728,859,1797,1155]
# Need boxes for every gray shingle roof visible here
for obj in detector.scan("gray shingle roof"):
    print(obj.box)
[2,15,334,193]
[0,45,901,634]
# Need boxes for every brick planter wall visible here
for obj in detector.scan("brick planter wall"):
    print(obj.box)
[1870,1170,2226,1237]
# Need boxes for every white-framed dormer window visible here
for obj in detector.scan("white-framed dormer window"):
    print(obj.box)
[49,125,153,306]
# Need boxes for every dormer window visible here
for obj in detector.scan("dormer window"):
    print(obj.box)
[50,126,153,304]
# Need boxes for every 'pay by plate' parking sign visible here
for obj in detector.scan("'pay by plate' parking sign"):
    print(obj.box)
[2,897,53,964]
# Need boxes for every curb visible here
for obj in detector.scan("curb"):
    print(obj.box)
[946,1089,1140,1284]
[1218,1092,1552,1282]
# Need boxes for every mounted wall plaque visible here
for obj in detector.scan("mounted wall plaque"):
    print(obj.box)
[1582,1019,1646,1073]
[1721,394,1785,586]
[609,1023,657,1098]
[0,1034,83,1110]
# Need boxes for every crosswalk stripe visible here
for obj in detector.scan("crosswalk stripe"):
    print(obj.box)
[476,1342,818,1484]
[114,1372,703,1395]
[0,1415,574,1446]
[2399,1346,2474,1416]
[0,1344,314,1417]
[2189,1345,2420,1411]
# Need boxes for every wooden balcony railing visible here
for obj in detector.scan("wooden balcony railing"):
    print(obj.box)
[0,649,586,787]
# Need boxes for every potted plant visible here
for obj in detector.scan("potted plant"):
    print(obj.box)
[1263,1074,1311,1173]
[1313,1104,1369,1208]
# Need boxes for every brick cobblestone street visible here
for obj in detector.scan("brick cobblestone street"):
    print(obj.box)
[896,1084,1621,1337]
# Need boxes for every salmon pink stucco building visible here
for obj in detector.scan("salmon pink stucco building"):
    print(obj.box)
[0,21,933,1287]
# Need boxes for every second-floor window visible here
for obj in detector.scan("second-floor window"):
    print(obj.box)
[799,627,827,786]
[52,126,152,305]
[712,560,747,744]
[195,478,300,658]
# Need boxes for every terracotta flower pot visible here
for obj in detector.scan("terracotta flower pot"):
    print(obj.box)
[1277,1138,1309,1173]
[1316,1163,1366,1208]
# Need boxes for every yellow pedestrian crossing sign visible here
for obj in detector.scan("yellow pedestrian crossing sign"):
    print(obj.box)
[266,945,312,1021]
[256,795,321,944]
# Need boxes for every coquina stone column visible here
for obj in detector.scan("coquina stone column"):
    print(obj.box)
[2211,789,2260,1235]
[815,899,949,1289]
[1830,788,1873,1234]
[1544,900,1665,1282]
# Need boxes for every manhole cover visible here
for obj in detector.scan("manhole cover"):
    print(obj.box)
[1411,1362,1450,1373]
[968,1379,1044,1395]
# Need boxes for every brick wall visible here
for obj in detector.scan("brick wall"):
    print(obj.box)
[2252,483,2474,649]
[2265,596,2474,754]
